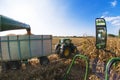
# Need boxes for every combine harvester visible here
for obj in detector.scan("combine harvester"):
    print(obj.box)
[63,18,120,80]
[0,15,52,71]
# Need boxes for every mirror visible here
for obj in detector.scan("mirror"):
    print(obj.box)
[95,18,107,49]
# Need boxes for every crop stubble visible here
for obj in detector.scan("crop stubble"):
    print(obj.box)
[0,37,120,80]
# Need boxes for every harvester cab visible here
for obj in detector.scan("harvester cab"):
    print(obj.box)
[0,15,31,34]
[95,18,107,49]
[59,38,71,45]
[55,38,77,58]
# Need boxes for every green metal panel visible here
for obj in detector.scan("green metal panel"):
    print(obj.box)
[18,35,30,59]
[1,36,10,60]
[30,35,43,57]
[43,35,52,56]
[0,15,30,31]
[9,36,20,60]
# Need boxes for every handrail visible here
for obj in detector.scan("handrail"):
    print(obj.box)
[63,54,89,80]
[105,57,120,80]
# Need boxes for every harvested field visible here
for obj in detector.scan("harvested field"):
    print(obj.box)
[0,37,120,80]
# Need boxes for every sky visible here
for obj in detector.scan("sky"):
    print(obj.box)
[0,0,120,36]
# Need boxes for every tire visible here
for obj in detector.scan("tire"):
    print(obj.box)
[73,46,78,54]
[2,62,10,72]
[70,44,78,54]
[8,61,21,70]
[39,56,50,65]
[1,61,21,71]
[60,47,71,58]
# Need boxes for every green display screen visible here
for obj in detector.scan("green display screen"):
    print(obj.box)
[96,18,106,26]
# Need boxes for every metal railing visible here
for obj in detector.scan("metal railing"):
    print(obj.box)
[105,57,120,80]
[63,54,89,80]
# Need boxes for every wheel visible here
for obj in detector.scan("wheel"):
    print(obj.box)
[39,56,50,65]
[1,62,10,72]
[70,44,77,53]
[8,61,21,70]
[73,46,78,54]
[55,44,60,54]
[60,47,71,58]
